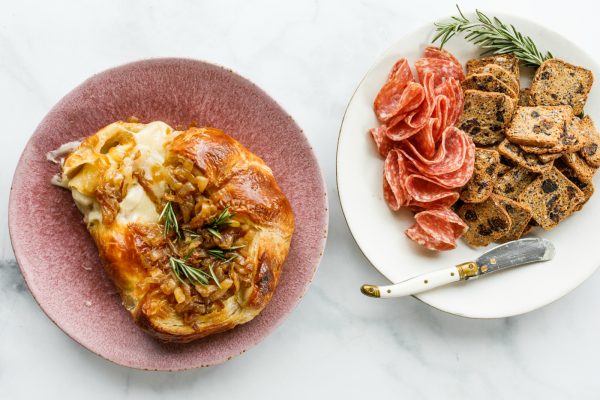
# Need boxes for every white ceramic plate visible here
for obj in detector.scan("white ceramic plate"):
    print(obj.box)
[337,13,600,318]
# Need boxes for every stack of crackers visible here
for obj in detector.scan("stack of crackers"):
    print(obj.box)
[456,54,598,247]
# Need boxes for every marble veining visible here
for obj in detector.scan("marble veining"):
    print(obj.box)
[2,0,600,398]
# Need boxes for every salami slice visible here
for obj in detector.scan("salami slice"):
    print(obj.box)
[409,119,437,160]
[406,208,468,251]
[450,79,465,125]
[436,78,464,127]
[370,126,397,157]
[408,193,460,210]
[401,126,469,176]
[404,174,461,204]
[405,223,455,251]
[374,59,422,122]
[415,58,465,87]
[417,208,467,237]
[388,57,414,81]
[432,95,450,142]
[423,47,462,69]
[433,127,475,186]
[383,150,412,210]
[374,81,424,123]
[431,78,463,141]
[385,72,436,141]
[405,128,475,189]
[405,223,435,247]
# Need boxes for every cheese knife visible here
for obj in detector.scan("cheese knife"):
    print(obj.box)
[360,238,555,298]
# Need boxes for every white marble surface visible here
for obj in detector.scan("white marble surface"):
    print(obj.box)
[2,0,600,398]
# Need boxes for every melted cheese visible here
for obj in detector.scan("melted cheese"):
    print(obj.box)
[116,182,159,223]
[72,189,102,225]
[134,122,169,171]
[117,121,171,223]
[55,121,175,226]
[132,121,170,199]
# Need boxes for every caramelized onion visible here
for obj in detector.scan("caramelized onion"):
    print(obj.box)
[128,156,257,321]
[174,287,186,304]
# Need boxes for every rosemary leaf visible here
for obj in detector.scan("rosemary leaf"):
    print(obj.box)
[169,257,188,285]
[224,255,238,263]
[183,229,200,238]
[208,263,222,289]
[210,207,233,228]
[206,227,222,240]
[207,248,227,260]
[207,244,244,261]
[159,202,181,239]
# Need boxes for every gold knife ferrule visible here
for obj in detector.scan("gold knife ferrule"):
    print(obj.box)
[456,262,479,280]
[360,284,380,298]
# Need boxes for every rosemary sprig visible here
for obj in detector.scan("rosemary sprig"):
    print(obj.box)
[169,256,211,286]
[207,245,245,260]
[168,244,244,286]
[159,201,181,239]
[205,207,233,239]
[432,5,553,66]
[207,248,227,260]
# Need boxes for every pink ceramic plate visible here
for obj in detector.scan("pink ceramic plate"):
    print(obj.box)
[9,59,328,370]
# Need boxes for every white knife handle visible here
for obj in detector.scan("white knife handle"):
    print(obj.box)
[362,266,461,298]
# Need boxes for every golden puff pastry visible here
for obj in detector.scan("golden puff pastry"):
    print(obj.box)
[54,121,294,342]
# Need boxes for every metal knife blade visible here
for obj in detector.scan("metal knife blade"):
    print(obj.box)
[473,238,555,278]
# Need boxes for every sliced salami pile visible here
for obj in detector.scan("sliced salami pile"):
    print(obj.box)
[369,47,474,251]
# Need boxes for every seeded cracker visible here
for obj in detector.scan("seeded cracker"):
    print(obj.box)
[460,149,500,203]
[495,195,533,242]
[493,165,538,200]
[459,90,515,146]
[458,194,512,247]
[506,106,572,147]
[530,59,593,115]
[518,167,585,230]
[561,152,597,181]
[496,162,512,176]
[579,116,600,168]
[520,116,586,154]
[466,53,520,81]
[555,159,595,211]
[498,140,554,173]
[461,73,518,99]
[471,64,520,95]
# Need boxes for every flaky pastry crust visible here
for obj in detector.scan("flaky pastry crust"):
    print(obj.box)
[60,122,294,342]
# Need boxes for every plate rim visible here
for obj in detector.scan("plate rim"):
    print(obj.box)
[9,57,329,370]
[336,12,600,319]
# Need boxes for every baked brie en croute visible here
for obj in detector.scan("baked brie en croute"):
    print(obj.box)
[51,121,294,342]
